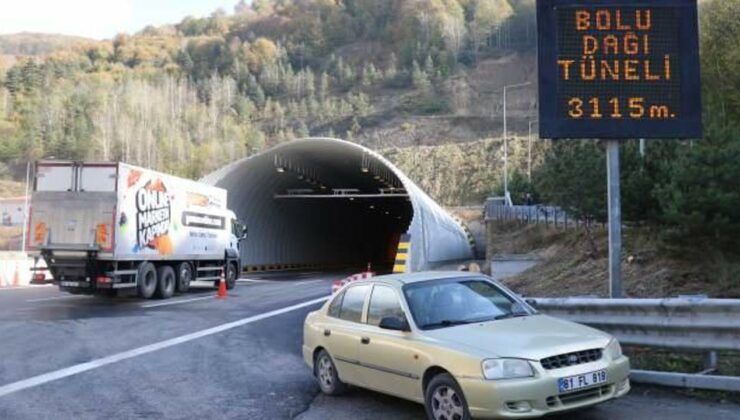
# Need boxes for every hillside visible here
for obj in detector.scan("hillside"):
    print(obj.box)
[0,0,538,186]
[488,223,740,299]
[0,32,98,56]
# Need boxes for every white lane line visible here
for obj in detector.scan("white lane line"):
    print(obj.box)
[238,279,326,285]
[0,285,54,292]
[141,295,214,308]
[0,295,328,398]
[27,295,87,303]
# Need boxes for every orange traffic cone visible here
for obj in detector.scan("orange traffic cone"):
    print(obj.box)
[12,264,21,287]
[216,269,228,299]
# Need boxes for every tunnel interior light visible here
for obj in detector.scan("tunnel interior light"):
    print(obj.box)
[276,167,285,173]
[369,205,375,209]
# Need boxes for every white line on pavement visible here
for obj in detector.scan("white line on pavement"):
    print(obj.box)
[141,295,214,308]
[238,278,325,285]
[26,295,88,303]
[0,285,54,292]
[0,295,328,398]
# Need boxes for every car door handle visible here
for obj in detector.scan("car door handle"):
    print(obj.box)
[323,329,331,337]
[360,336,370,345]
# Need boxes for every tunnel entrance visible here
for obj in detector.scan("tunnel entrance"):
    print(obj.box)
[211,139,412,274]
[203,138,473,273]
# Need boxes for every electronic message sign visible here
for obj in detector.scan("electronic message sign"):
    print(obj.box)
[537,0,702,139]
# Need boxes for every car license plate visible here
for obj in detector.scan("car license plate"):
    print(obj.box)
[558,369,607,393]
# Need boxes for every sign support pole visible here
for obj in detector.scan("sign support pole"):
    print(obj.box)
[606,140,622,298]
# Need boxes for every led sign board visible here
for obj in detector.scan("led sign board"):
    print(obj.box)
[537,0,702,138]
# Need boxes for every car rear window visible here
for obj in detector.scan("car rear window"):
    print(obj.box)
[338,284,370,323]
[327,290,345,318]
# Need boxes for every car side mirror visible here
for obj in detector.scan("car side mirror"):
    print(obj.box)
[379,316,410,332]
[240,226,248,240]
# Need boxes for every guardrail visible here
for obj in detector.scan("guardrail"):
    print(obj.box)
[528,297,740,392]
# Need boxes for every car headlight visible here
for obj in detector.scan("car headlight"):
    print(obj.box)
[482,358,534,380]
[606,338,623,360]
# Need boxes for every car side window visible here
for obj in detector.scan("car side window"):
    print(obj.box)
[339,284,370,323]
[367,285,406,326]
[327,290,345,318]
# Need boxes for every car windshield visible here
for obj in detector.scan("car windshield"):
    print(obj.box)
[403,278,532,330]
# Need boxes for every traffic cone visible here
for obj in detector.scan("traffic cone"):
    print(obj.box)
[216,269,228,299]
[12,264,21,287]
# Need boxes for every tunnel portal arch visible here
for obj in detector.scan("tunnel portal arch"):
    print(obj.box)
[202,138,472,272]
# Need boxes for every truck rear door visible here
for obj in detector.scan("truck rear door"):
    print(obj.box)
[28,162,117,252]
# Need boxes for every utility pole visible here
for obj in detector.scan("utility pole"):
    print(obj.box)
[21,161,30,253]
[528,119,538,183]
[606,140,622,298]
[502,81,531,205]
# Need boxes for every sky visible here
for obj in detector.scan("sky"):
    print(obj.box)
[0,0,246,40]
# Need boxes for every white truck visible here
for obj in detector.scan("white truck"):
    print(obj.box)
[26,161,247,298]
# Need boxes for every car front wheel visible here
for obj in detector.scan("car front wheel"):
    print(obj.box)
[315,350,347,395]
[425,373,471,420]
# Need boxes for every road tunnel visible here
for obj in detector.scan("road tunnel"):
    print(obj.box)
[202,138,472,273]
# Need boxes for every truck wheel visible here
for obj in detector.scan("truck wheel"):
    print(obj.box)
[155,265,176,299]
[175,262,192,293]
[226,262,238,290]
[137,262,157,299]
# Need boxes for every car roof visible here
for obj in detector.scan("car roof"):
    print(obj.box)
[371,271,486,285]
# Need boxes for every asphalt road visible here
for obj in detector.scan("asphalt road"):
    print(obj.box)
[0,272,738,420]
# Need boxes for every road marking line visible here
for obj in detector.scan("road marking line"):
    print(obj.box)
[0,295,328,398]
[26,295,87,303]
[0,285,54,292]
[238,278,325,285]
[141,295,214,308]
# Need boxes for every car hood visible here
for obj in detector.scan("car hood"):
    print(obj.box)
[421,315,611,360]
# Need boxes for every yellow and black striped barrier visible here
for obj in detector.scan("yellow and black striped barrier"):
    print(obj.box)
[393,234,411,273]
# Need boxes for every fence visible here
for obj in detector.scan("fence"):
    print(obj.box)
[528,296,740,392]
[485,201,603,229]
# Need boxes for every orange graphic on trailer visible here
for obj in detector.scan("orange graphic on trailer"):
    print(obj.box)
[135,178,173,255]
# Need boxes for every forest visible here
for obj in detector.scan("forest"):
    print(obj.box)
[0,0,535,179]
[0,0,738,254]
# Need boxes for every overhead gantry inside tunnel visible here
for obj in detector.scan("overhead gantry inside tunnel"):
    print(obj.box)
[202,138,472,273]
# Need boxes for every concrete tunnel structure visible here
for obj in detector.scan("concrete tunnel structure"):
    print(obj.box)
[202,138,473,273]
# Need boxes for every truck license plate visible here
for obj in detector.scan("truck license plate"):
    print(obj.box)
[61,281,81,287]
[558,369,607,393]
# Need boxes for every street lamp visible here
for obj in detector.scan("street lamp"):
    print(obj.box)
[502,81,531,206]
[528,119,538,183]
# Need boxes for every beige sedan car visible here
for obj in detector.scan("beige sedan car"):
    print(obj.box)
[303,272,630,419]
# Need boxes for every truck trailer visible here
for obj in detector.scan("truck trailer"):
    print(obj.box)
[26,160,246,298]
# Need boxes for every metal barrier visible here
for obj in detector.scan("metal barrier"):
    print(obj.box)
[485,201,602,229]
[528,297,740,392]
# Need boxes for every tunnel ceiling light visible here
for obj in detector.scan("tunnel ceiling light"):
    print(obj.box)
[369,205,375,209]
[385,211,390,215]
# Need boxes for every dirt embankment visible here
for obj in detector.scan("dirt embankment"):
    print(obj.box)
[487,222,740,298]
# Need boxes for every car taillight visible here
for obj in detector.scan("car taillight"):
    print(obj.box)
[96,276,112,284]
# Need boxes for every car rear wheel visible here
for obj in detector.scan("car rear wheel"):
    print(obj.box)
[315,350,347,395]
[425,373,471,420]
[155,265,176,299]
[137,262,157,299]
